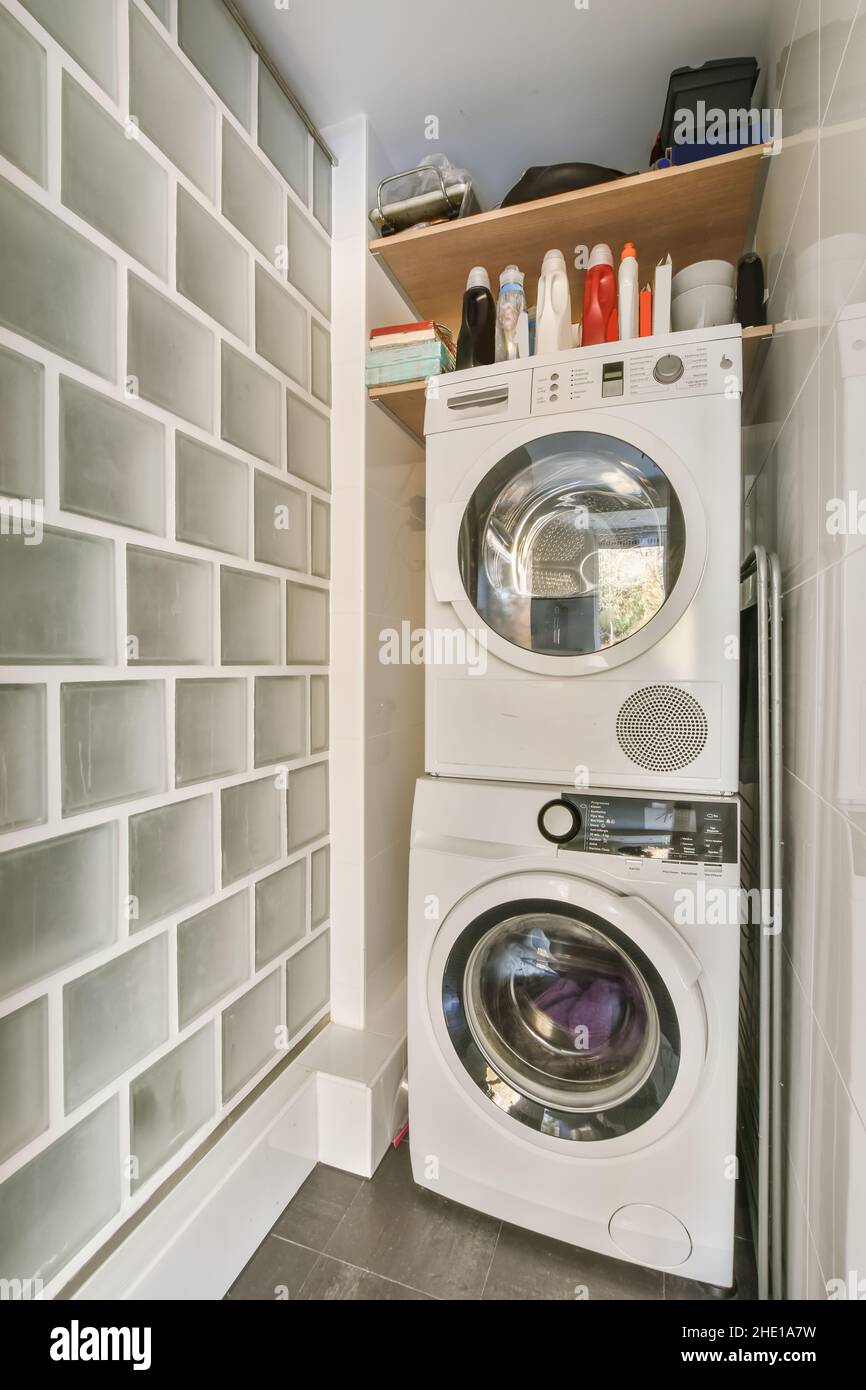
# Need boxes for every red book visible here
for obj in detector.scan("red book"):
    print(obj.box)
[370,320,437,338]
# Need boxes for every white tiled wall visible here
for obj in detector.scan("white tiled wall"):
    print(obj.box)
[749,0,866,1300]
[0,0,332,1294]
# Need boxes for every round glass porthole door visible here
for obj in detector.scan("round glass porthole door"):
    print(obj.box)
[457,432,686,657]
[441,899,681,1142]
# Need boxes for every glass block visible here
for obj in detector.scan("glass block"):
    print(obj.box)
[130,1022,214,1188]
[254,676,306,767]
[221,776,281,885]
[220,567,281,665]
[287,392,330,491]
[311,499,330,579]
[0,1097,119,1285]
[0,997,49,1164]
[176,432,248,558]
[175,678,247,787]
[0,175,115,379]
[310,675,328,754]
[287,201,330,318]
[129,795,213,930]
[253,470,306,571]
[0,684,46,831]
[221,342,281,468]
[0,526,114,665]
[128,275,214,431]
[0,345,43,501]
[255,859,305,968]
[286,582,329,665]
[0,824,117,998]
[60,377,165,535]
[178,0,251,130]
[176,187,249,341]
[287,930,329,1037]
[311,845,330,928]
[221,119,281,261]
[311,320,331,405]
[287,759,328,851]
[61,681,165,816]
[313,142,331,233]
[221,969,281,1101]
[177,891,249,1026]
[20,0,117,98]
[257,63,308,200]
[127,547,212,665]
[129,4,214,197]
[0,6,46,184]
[63,934,168,1112]
[255,266,307,387]
[62,73,167,277]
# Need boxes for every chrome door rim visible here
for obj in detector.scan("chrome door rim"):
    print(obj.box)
[441,897,682,1144]
[463,918,662,1113]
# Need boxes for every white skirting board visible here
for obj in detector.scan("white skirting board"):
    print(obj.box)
[73,1022,407,1301]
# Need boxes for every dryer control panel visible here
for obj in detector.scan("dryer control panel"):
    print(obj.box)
[538,793,739,867]
[532,338,739,412]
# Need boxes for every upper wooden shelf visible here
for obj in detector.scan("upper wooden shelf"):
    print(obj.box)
[369,145,770,339]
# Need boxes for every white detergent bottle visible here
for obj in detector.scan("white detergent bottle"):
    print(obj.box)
[534,248,572,355]
[495,265,529,361]
[618,241,639,341]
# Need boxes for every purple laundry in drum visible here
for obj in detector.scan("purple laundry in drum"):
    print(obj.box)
[535,977,627,1050]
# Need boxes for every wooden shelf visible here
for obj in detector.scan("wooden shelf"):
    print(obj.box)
[369,324,775,442]
[367,379,428,440]
[369,145,770,338]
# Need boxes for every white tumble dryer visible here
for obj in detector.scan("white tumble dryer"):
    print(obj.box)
[424,326,742,794]
[408,775,741,1288]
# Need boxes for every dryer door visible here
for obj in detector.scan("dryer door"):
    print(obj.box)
[428,871,707,1152]
[430,415,707,676]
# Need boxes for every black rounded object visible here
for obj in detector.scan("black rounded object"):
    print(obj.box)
[737,252,766,329]
[537,799,581,844]
[500,163,626,208]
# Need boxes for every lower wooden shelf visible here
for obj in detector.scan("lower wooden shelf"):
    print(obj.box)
[369,324,774,443]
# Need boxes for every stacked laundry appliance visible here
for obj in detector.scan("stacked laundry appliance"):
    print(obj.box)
[408,325,743,1290]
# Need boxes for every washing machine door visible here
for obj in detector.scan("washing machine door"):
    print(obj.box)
[429,415,707,676]
[428,871,707,1152]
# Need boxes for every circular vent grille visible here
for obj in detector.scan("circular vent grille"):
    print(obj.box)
[616,686,709,772]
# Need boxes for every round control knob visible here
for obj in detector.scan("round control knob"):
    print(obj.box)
[653,353,684,384]
[538,799,581,844]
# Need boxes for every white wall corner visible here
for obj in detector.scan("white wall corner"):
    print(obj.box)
[70,1020,407,1299]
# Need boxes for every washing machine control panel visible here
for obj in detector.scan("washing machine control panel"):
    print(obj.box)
[550,793,738,866]
[531,339,739,411]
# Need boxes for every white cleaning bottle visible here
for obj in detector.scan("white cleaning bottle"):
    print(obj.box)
[535,248,572,355]
[495,265,529,362]
[618,242,639,341]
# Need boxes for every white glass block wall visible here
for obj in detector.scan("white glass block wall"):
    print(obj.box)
[0,0,332,1295]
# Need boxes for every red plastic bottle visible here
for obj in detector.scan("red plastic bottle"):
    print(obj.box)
[582,243,618,345]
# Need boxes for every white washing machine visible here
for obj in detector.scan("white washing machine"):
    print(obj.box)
[408,775,741,1288]
[424,326,742,794]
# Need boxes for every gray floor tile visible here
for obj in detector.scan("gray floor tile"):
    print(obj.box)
[323,1144,501,1300]
[225,1234,318,1300]
[270,1163,365,1252]
[297,1253,433,1301]
[483,1221,664,1301]
[663,1239,758,1301]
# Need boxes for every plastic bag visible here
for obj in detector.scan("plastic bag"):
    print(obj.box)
[370,153,479,235]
